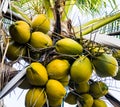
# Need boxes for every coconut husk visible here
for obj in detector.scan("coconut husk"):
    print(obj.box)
[0,67,26,99]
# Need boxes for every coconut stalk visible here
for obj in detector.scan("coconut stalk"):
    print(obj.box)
[74,12,120,37]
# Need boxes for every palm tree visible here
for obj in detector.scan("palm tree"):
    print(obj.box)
[1,0,120,107]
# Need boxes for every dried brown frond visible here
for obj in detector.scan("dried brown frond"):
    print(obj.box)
[0,63,18,90]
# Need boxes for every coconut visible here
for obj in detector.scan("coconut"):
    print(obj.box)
[75,81,90,94]
[70,56,92,83]
[59,75,70,87]
[55,38,83,55]
[29,31,52,48]
[48,97,63,107]
[64,91,77,105]
[46,59,70,80]
[9,21,31,44]
[113,68,120,80]
[92,53,118,77]
[25,88,46,107]
[6,41,26,61]
[46,79,66,99]
[31,14,50,33]
[79,94,94,107]
[26,62,48,86]
[89,81,108,99]
[92,99,107,107]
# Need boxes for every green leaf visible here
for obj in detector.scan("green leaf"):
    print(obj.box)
[75,12,120,37]
[43,0,54,19]
[76,0,117,14]
[61,0,76,21]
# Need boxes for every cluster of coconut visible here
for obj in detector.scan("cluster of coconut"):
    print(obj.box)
[7,13,120,107]
[7,14,51,61]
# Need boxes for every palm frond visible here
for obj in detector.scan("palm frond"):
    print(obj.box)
[11,3,32,24]
[105,93,120,107]
[76,0,117,15]
[12,0,30,7]
[0,68,26,99]
[74,12,120,37]
[0,63,17,90]
[83,33,120,49]
[61,0,76,21]
[43,0,54,19]
[0,0,9,13]
[100,18,120,35]
[108,0,117,9]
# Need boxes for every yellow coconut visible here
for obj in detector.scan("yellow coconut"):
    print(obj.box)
[92,53,118,77]
[70,56,92,83]
[112,49,120,59]
[89,81,108,99]
[26,62,48,86]
[113,68,120,80]
[75,81,90,94]
[46,59,70,80]
[92,99,107,107]
[48,97,63,107]
[29,31,52,48]
[64,91,77,105]
[46,79,66,99]
[25,88,46,107]
[59,75,70,87]
[79,93,94,107]
[55,38,83,55]
[31,14,50,33]
[9,21,31,44]
[6,41,26,61]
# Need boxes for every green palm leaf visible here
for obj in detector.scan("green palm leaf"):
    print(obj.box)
[74,12,120,37]
[76,0,117,14]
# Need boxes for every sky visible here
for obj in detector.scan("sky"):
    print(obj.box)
[2,0,120,107]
